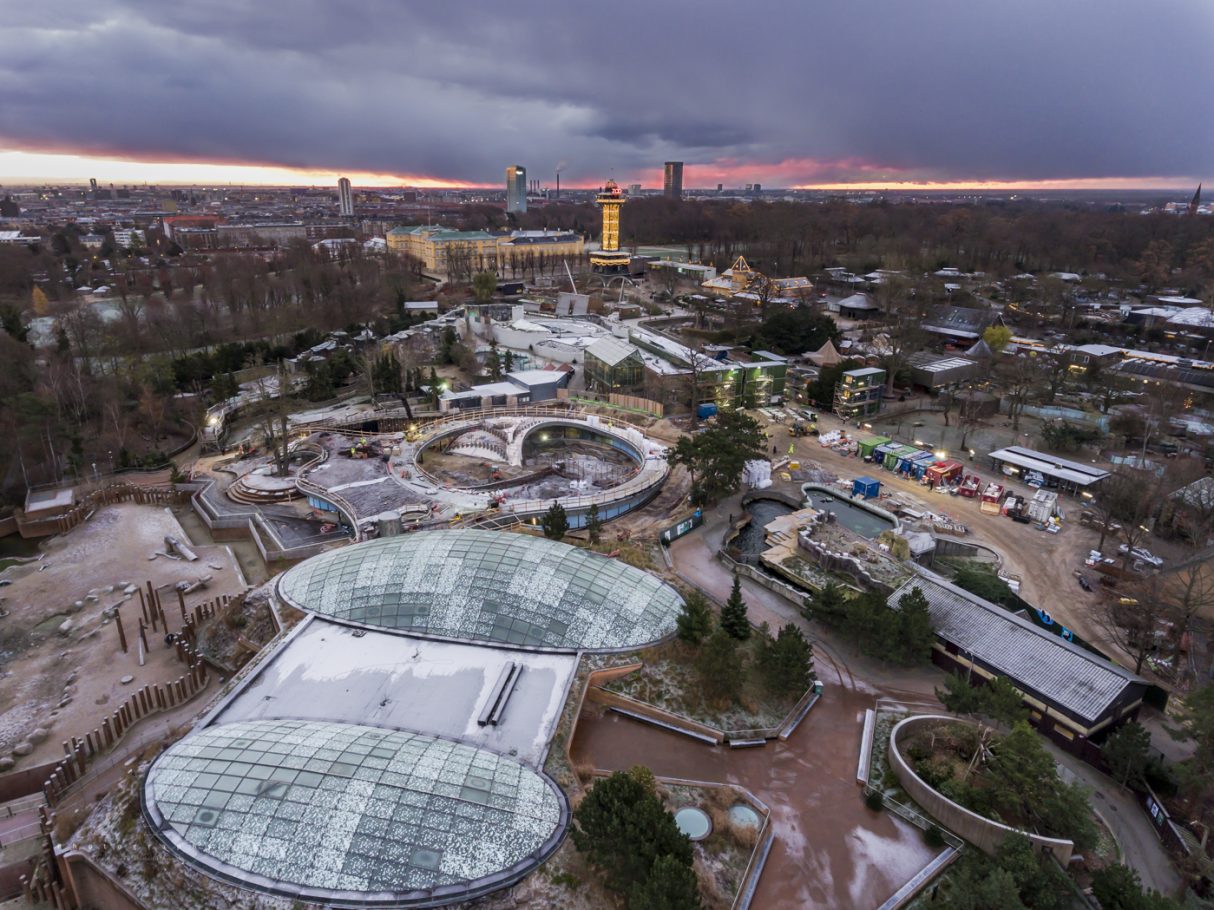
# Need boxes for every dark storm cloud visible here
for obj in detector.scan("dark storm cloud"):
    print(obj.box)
[1,0,1211,184]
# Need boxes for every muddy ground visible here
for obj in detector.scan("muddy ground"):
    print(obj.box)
[0,504,244,769]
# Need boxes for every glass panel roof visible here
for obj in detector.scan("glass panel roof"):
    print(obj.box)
[145,720,566,903]
[276,530,682,651]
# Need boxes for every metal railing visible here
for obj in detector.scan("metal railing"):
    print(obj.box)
[281,404,670,536]
[293,478,360,531]
[863,782,966,851]
[0,795,44,819]
[0,819,43,847]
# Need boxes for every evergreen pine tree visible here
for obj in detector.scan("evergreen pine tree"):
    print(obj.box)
[486,340,503,381]
[895,586,936,665]
[572,770,693,895]
[721,574,750,640]
[696,629,744,703]
[629,854,703,910]
[806,580,847,626]
[541,500,569,540]
[676,591,713,645]
[586,503,603,544]
[761,623,814,696]
[1103,722,1151,787]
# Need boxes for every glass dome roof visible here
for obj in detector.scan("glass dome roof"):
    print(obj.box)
[143,719,567,906]
[276,529,683,651]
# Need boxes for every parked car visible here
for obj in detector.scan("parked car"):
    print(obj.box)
[1117,544,1164,567]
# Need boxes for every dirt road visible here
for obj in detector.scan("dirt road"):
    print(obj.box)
[766,412,1116,650]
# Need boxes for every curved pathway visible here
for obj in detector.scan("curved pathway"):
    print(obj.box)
[665,498,1182,899]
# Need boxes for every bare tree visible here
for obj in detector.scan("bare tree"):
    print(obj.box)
[1158,554,1214,673]
[879,297,927,393]
[691,343,719,426]
[1087,471,1137,553]
[995,352,1038,432]
[247,362,298,475]
[1098,586,1165,675]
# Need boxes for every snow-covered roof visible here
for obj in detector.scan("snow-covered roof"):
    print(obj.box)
[1167,307,1214,328]
[585,336,640,367]
[504,369,564,386]
[838,292,878,310]
[987,446,1109,486]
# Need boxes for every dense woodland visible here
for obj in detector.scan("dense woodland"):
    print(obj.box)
[460,197,1214,294]
[0,241,426,501]
[1,199,1212,505]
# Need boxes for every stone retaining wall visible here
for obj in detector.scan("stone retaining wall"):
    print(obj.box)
[587,687,725,745]
[888,715,1074,864]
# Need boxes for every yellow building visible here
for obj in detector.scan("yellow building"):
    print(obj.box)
[700,255,812,300]
[590,180,630,274]
[386,226,584,276]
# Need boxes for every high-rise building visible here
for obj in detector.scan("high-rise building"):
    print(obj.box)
[337,177,354,217]
[506,165,527,214]
[628,183,642,196]
[663,162,684,200]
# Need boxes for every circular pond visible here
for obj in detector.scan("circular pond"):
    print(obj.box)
[674,807,712,841]
[728,803,761,830]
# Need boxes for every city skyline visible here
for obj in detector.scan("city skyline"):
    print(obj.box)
[1,3,1211,191]
[0,148,1205,194]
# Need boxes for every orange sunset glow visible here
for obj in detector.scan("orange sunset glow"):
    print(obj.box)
[0,148,1200,192]
[0,149,473,189]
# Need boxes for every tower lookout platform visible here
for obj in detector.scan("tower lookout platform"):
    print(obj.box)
[590,179,630,274]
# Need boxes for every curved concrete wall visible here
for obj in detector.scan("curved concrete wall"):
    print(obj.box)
[800,482,901,530]
[888,715,1074,865]
[524,421,643,461]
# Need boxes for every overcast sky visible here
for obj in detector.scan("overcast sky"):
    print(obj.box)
[1,0,1211,187]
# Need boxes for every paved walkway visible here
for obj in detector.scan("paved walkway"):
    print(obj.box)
[667,508,1183,898]
[573,685,940,909]
[1051,744,1181,894]
[669,500,942,700]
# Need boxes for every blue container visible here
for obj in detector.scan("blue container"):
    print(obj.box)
[852,476,880,499]
[697,403,719,420]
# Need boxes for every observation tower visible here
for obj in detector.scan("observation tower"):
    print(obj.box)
[590,179,630,274]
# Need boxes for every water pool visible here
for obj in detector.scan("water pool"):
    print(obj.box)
[732,499,796,559]
[674,807,713,841]
[801,488,894,539]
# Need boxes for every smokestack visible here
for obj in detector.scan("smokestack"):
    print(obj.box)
[556,172,560,201]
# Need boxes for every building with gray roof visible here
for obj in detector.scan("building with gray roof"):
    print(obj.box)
[986,446,1109,493]
[920,306,1003,342]
[890,571,1146,745]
